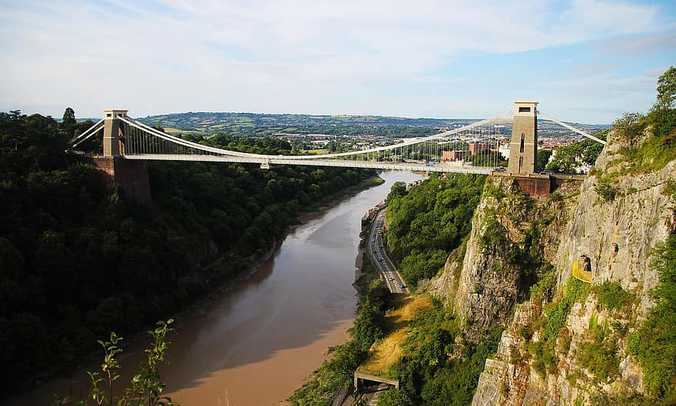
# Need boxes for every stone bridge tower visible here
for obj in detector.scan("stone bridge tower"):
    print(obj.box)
[508,101,538,175]
[102,109,128,157]
[93,109,152,205]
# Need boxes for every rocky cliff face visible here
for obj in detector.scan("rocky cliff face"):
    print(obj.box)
[428,134,675,404]
[428,176,579,342]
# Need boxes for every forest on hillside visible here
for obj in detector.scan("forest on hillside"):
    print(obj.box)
[385,174,486,288]
[0,110,374,397]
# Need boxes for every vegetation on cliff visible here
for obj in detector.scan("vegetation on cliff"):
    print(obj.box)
[629,234,676,402]
[377,301,502,406]
[545,136,605,174]
[0,110,375,396]
[470,67,675,406]
[385,174,485,288]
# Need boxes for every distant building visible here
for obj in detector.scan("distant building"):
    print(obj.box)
[468,142,490,155]
[442,150,465,161]
[498,142,510,160]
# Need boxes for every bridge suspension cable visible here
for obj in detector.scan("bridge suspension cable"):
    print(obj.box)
[539,115,607,145]
[69,104,606,175]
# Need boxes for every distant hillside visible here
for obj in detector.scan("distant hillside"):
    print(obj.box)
[139,112,475,138]
[139,111,609,138]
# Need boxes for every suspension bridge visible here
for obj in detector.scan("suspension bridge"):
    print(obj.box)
[70,101,606,177]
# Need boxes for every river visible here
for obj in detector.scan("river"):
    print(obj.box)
[8,171,424,406]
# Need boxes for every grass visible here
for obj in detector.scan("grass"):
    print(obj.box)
[358,295,433,377]
[616,132,676,175]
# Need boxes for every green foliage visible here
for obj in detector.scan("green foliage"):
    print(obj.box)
[529,265,557,304]
[417,328,502,405]
[629,234,676,400]
[142,111,458,138]
[543,279,590,342]
[577,315,619,381]
[380,301,502,405]
[478,188,553,298]
[536,149,553,172]
[61,107,77,139]
[377,388,413,406]
[122,320,175,405]
[56,320,176,406]
[0,110,375,396]
[526,279,590,377]
[656,66,676,110]
[603,67,675,175]
[664,179,676,201]
[387,181,407,202]
[595,179,617,202]
[399,250,448,286]
[528,339,558,375]
[385,174,485,287]
[593,281,634,311]
[478,212,511,253]
[546,137,604,174]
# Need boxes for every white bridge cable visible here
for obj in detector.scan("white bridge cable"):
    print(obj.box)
[74,112,603,167]
[539,115,607,145]
[119,115,512,160]
[70,120,105,148]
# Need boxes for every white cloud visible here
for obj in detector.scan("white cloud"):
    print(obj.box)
[0,0,671,121]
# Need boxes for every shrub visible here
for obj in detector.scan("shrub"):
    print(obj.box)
[577,315,619,381]
[629,235,676,400]
[529,266,557,304]
[543,279,590,342]
[593,281,634,311]
[595,180,617,202]
[378,388,413,406]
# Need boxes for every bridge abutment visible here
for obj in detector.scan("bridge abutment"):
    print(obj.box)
[93,157,152,205]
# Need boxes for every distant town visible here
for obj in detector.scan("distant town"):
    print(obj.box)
[140,111,609,173]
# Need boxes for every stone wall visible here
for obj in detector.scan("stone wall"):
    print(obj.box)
[92,157,152,205]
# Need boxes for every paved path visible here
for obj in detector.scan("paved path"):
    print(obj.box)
[366,210,409,294]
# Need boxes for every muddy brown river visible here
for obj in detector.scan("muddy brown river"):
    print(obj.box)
[8,171,423,406]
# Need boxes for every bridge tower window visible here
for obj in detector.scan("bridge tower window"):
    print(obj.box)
[520,133,525,153]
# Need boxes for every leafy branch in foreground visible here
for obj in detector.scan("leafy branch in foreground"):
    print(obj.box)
[54,319,176,406]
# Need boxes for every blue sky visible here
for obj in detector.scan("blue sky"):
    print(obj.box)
[1,0,675,123]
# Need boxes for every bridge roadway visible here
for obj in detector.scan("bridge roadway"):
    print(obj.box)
[123,154,495,174]
[367,209,409,294]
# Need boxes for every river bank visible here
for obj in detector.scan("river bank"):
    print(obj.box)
[7,172,416,406]
[289,174,424,405]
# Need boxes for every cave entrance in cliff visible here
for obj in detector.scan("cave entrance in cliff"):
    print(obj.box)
[572,255,593,283]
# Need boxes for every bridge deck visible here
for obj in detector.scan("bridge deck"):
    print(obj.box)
[123,154,495,174]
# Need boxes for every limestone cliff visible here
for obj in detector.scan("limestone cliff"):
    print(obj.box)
[428,176,579,342]
[465,138,675,405]
[427,130,674,404]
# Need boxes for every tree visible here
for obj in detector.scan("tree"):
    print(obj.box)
[536,149,552,172]
[387,182,407,202]
[61,107,77,138]
[656,66,676,110]
[545,138,603,174]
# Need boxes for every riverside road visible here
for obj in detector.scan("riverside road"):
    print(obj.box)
[367,210,409,294]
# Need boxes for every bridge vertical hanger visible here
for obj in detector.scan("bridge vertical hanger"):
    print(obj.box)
[102,109,128,157]
[508,101,538,175]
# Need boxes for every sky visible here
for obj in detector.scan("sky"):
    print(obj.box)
[1,0,675,123]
